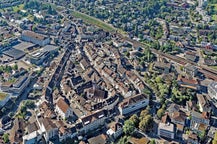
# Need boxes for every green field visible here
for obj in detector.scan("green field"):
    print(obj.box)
[13,4,24,12]
[0,92,8,101]
[72,11,116,32]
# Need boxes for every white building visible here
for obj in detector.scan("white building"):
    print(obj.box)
[21,30,50,46]
[55,97,74,120]
[158,122,175,139]
[37,118,58,142]
[118,94,149,115]
[106,122,123,140]
[208,81,217,100]
[80,110,107,134]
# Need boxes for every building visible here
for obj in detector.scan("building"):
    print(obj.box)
[55,97,74,119]
[1,74,31,95]
[184,64,198,77]
[37,118,58,142]
[21,30,50,46]
[118,94,149,115]
[190,111,210,133]
[106,122,123,140]
[208,81,217,100]
[27,45,59,65]
[197,94,211,112]
[177,75,200,90]
[158,122,175,139]
[80,109,107,134]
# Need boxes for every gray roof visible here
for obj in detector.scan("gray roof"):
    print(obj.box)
[3,48,25,59]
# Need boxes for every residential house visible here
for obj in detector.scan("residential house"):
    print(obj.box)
[187,133,199,144]
[23,122,42,144]
[158,122,175,139]
[190,111,210,133]
[37,118,58,142]
[10,118,26,144]
[177,75,200,90]
[55,97,74,119]
[197,94,211,112]
[184,51,197,62]
[21,30,50,46]
[184,64,198,77]
[153,62,171,74]
[208,81,217,101]
[118,94,149,115]
[80,109,107,134]
[106,122,123,140]
[86,86,107,103]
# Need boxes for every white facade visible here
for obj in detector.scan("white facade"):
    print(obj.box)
[119,98,149,115]
[21,31,50,46]
[208,81,217,100]
[158,123,175,139]
[80,117,106,134]
[55,106,73,120]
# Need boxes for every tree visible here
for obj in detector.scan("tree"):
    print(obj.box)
[13,64,18,70]
[139,114,153,131]
[129,114,139,127]
[213,131,217,144]
[3,133,9,143]
[150,139,156,144]
[123,120,135,135]
[118,136,129,144]
[140,107,150,120]
[157,108,165,119]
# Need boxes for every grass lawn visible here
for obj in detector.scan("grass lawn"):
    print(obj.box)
[0,92,8,101]
[72,11,116,32]
[210,66,217,70]
[13,4,24,12]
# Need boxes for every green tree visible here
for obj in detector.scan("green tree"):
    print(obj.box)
[139,114,153,131]
[123,120,135,135]
[157,108,165,119]
[118,136,129,144]
[213,131,217,144]
[129,114,139,127]
[3,133,9,143]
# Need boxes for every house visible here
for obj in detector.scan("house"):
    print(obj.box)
[86,86,107,103]
[23,122,42,144]
[21,30,50,46]
[167,104,181,114]
[184,51,197,62]
[106,122,123,140]
[187,133,199,144]
[196,94,211,112]
[55,97,74,119]
[184,64,198,77]
[88,134,108,144]
[118,94,149,115]
[170,111,186,126]
[153,62,171,74]
[190,111,210,133]
[80,109,107,134]
[208,81,217,101]
[37,118,58,142]
[10,118,26,144]
[158,122,175,139]
[177,75,200,90]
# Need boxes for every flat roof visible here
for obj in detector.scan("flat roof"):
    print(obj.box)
[159,122,174,132]
[3,48,25,59]
[13,41,36,51]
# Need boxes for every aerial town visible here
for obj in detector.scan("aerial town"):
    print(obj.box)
[0,0,217,144]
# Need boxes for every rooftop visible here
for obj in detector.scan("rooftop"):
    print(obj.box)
[0,92,8,101]
[158,122,175,132]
